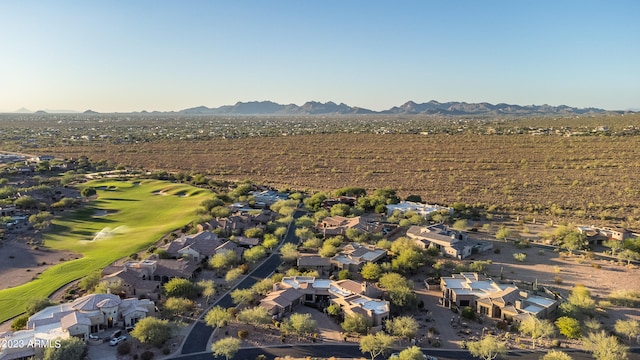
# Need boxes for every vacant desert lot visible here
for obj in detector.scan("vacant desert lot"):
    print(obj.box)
[38,133,640,226]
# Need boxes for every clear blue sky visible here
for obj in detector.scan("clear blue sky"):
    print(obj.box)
[1,0,638,112]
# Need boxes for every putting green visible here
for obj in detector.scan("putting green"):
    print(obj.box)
[0,179,211,324]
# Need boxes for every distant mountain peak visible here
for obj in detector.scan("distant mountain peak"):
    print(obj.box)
[176,100,607,116]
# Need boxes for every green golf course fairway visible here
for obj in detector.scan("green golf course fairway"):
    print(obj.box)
[0,179,211,324]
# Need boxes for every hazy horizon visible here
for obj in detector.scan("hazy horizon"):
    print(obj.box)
[1,1,638,113]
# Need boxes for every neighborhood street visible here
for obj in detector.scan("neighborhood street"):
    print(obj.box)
[170,344,640,360]
[179,209,305,355]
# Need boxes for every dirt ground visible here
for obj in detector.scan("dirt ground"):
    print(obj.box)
[0,238,80,291]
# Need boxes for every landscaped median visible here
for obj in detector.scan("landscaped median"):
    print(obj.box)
[0,179,211,323]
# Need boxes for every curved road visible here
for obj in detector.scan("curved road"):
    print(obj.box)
[171,344,640,360]
[180,209,305,355]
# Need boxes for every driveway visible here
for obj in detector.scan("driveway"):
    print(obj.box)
[301,306,343,342]
[86,338,117,360]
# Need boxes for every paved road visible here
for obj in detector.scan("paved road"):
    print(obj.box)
[180,209,305,355]
[170,344,640,360]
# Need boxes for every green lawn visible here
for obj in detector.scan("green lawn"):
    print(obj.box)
[0,179,211,323]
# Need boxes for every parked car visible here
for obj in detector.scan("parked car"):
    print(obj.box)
[111,330,122,338]
[109,335,127,346]
[88,333,99,340]
[389,353,436,360]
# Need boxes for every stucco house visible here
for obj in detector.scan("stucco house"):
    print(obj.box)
[318,216,384,236]
[385,201,452,219]
[259,276,389,327]
[330,243,387,272]
[407,224,492,259]
[0,294,154,360]
[440,273,558,322]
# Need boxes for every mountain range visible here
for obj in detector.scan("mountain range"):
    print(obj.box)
[177,100,611,116]
[11,100,625,116]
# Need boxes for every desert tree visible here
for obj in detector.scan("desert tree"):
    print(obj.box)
[467,335,507,360]
[618,249,640,266]
[341,313,372,335]
[519,316,555,348]
[281,313,317,336]
[603,239,624,256]
[130,317,172,347]
[359,332,394,360]
[541,350,573,360]
[495,227,511,241]
[163,297,194,318]
[231,288,257,305]
[386,316,419,340]
[360,262,382,281]
[280,242,299,262]
[163,278,198,299]
[236,306,271,328]
[197,279,216,305]
[204,306,232,328]
[396,345,426,360]
[43,337,87,360]
[555,316,582,339]
[211,337,241,360]
[582,330,629,360]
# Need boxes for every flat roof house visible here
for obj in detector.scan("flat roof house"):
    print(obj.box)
[440,273,558,322]
[407,224,492,259]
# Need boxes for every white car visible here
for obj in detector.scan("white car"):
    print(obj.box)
[389,353,436,360]
[109,335,127,346]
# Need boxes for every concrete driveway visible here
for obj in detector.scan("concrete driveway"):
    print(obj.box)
[86,338,118,360]
[301,306,343,342]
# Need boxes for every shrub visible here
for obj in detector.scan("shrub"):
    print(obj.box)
[461,306,476,320]
[117,342,131,355]
[513,253,527,262]
[238,330,249,339]
[162,348,171,355]
[141,351,154,360]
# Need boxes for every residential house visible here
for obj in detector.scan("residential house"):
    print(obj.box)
[385,201,452,218]
[318,216,384,236]
[330,243,387,272]
[260,276,389,326]
[576,225,633,244]
[321,196,357,209]
[297,255,332,275]
[440,273,558,322]
[204,210,274,236]
[259,288,304,317]
[250,190,289,207]
[164,231,222,261]
[101,254,201,298]
[233,236,260,248]
[406,224,492,259]
[0,294,154,360]
[162,231,245,262]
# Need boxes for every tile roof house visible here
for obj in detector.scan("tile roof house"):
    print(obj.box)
[440,273,558,322]
[162,230,247,263]
[406,224,492,259]
[164,231,222,261]
[260,276,389,326]
[297,255,332,275]
[0,294,154,360]
[330,243,387,272]
[318,216,384,236]
[101,254,202,298]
